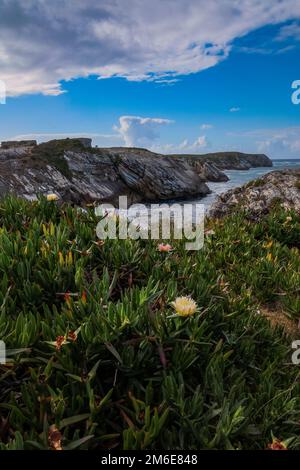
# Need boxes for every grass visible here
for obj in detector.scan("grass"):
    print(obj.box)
[0,196,300,450]
[29,139,86,179]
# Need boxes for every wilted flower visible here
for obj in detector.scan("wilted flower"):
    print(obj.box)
[264,240,273,249]
[81,290,87,304]
[55,335,66,351]
[66,250,73,266]
[58,251,64,266]
[268,438,287,450]
[46,193,59,202]
[171,296,197,317]
[285,216,293,224]
[218,278,230,293]
[68,331,77,342]
[158,243,173,252]
[205,229,215,237]
[64,292,71,307]
[48,425,63,451]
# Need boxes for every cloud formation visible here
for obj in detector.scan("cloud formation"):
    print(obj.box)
[255,127,300,157]
[149,133,210,154]
[115,115,173,147]
[1,0,300,96]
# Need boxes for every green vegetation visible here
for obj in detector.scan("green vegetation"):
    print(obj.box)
[0,196,300,450]
[29,139,86,179]
[246,178,265,188]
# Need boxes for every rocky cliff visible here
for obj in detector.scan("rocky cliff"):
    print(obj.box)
[0,140,211,205]
[210,169,300,219]
[172,151,273,170]
[0,139,273,206]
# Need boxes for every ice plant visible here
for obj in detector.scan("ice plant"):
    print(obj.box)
[285,216,293,224]
[48,425,63,451]
[268,438,287,450]
[55,335,66,351]
[158,243,173,252]
[64,292,71,307]
[46,193,59,202]
[68,331,77,342]
[171,296,197,317]
[81,290,87,304]
[66,250,73,266]
[264,240,273,249]
[58,251,64,266]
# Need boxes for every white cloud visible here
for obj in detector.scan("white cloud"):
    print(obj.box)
[115,115,173,147]
[179,139,189,149]
[201,124,213,129]
[229,107,241,112]
[158,135,209,153]
[233,126,300,157]
[276,21,300,41]
[1,1,300,96]
[192,135,208,148]
[179,135,209,151]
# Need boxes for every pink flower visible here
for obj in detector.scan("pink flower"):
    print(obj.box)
[158,243,173,252]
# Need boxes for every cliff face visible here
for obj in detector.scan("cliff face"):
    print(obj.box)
[210,169,300,219]
[0,140,273,205]
[0,141,211,205]
[172,151,273,170]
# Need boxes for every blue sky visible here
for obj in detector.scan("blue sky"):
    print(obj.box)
[1,1,300,157]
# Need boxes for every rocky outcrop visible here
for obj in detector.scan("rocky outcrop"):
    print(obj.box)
[0,140,210,205]
[210,169,300,219]
[172,151,273,170]
[0,139,274,206]
[185,160,229,182]
[1,140,37,150]
[107,147,229,182]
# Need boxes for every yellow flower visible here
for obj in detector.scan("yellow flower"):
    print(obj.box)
[283,216,293,225]
[66,250,73,266]
[264,240,273,249]
[171,296,197,317]
[46,193,59,201]
[266,252,273,262]
[58,251,64,266]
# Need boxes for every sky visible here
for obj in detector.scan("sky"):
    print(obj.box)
[1,0,300,158]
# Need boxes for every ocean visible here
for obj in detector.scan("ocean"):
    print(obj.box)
[115,159,300,227]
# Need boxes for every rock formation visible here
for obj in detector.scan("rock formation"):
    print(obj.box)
[210,169,300,219]
[0,139,273,206]
[171,151,272,170]
[0,140,210,205]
